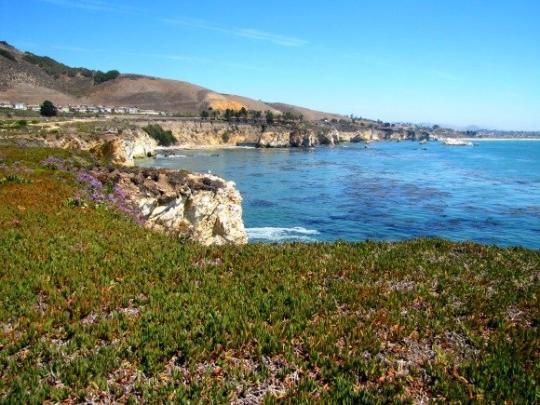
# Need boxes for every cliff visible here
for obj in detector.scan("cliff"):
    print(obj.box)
[83,165,248,245]
[150,120,427,148]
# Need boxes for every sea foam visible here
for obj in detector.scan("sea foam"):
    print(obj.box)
[247,227,320,242]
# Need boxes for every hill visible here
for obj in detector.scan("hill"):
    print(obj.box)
[0,41,345,120]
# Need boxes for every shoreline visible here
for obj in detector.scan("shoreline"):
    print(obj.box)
[461,137,540,141]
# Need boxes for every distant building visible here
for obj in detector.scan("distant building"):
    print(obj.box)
[114,107,127,114]
[0,101,13,109]
[59,106,70,113]
[14,102,26,110]
[140,109,159,116]
[128,107,140,114]
[27,104,40,112]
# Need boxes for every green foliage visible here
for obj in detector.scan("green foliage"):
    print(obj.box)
[93,70,120,85]
[265,110,275,125]
[0,49,16,62]
[0,146,538,403]
[0,120,28,129]
[22,52,93,78]
[40,100,57,117]
[143,124,176,146]
[0,173,32,185]
[282,111,304,122]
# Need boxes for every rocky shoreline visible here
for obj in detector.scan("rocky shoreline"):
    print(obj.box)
[0,119,433,245]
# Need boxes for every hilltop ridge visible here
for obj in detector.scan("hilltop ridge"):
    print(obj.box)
[0,41,345,120]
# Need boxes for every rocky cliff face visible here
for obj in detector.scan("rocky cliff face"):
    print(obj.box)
[150,120,430,148]
[91,131,157,166]
[93,166,247,245]
[19,128,158,166]
[153,121,361,148]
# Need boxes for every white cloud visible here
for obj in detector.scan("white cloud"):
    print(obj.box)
[163,18,308,47]
[38,0,142,14]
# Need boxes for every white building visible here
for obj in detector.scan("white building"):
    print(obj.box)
[0,101,13,109]
[14,102,27,110]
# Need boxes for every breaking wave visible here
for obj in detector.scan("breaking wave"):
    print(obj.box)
[247,227,320,242]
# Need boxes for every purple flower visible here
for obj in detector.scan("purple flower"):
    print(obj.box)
[40,156,65,170]
[74,170,145,225]
[76,172,103,190]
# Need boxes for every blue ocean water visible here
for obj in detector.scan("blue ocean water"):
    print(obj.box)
[138,141,540,248]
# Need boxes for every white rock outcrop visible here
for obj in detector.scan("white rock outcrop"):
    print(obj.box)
[102,167,247,245]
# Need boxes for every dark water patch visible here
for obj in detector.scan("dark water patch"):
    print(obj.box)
[140,141,540,249]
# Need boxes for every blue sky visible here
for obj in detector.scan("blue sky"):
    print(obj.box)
[2,0,539,130]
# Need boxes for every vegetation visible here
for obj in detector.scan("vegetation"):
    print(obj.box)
[0,120,27,130]
[22,52,119,84]
[0,49,16,62]
[93,70,120,85]
[22,52,93,78]
[0,145,538,403]
[142,124,176,146]
[265,110,275,125]
[40,100,58,117]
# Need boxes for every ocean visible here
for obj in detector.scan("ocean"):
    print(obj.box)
[138,140,540,249]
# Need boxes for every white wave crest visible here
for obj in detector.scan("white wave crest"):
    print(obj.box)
[157,153,187,159]
[247,227,320,242]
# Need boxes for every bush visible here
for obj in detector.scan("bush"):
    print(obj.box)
[94,70,120,84]
[143,124,176,146]
[0,49,16,62]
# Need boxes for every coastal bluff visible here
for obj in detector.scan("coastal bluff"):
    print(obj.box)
[91,166,248,245]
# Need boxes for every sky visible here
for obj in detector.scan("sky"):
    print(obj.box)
[1,0,539,130]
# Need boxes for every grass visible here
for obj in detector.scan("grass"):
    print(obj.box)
[0,145,539,403]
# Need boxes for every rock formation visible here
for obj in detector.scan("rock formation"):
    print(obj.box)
[93,166,248,245]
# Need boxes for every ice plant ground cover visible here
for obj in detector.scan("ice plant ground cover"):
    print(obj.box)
[0,146,539,403]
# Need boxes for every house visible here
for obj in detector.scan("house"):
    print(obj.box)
[114,107,127,114]
[59,106,70,113]
[27,104,40,112]
[128,107,139,114]
[0,101,13,109]
[140,109,160,116]
[14,102,27,110]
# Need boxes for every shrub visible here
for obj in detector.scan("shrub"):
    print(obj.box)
[0,49,16,62]
[0,174,32,185]
[143,124,176,146]
[94,70,120,84]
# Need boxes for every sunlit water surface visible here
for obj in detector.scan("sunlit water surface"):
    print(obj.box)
[138,141,540,248]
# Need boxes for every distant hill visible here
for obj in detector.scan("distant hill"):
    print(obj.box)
[0,41,345,121]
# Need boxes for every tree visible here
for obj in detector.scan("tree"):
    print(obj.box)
[265,110,274,125]
[94,70,120,85]
[200,110,209,120]
[239,106,247,116]
[250,110,262,122]
[224,109,234,122]
[40,100,57,117]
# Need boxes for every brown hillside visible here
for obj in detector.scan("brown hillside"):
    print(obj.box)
[0,41,347,120]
